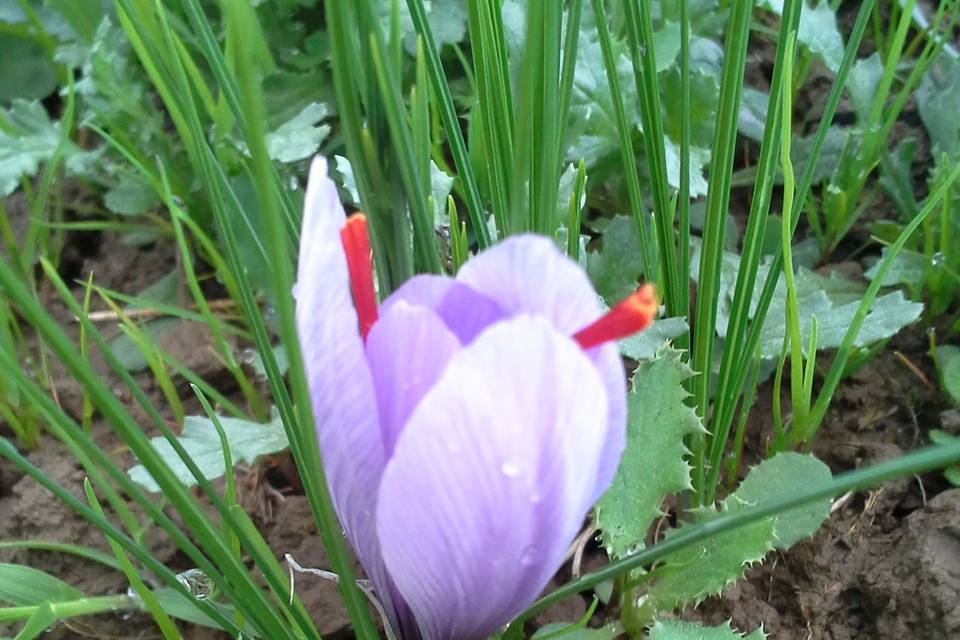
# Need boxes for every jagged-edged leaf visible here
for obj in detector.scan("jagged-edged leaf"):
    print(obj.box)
[648,620,765,640]
[646,515,775,611]
[0,101,61,197]
[128,409,289,492]
[646,453,831,611]
[620,317,689,361]
[596,349,703,559]
[936,345,960,406]
[727,452,832,549]
[758,0,844,73]
[264,102,331,163]
[588,215,645,303]
[0,564,83,606]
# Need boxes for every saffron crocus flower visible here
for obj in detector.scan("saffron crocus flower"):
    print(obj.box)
[295,157,657,640]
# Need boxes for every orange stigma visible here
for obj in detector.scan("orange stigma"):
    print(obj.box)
[574,284,658,350]
[339,214,378,340]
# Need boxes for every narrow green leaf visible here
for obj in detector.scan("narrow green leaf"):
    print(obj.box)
[0,565,83,606]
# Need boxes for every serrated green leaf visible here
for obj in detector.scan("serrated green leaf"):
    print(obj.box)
[648,620,765,640]
[758,0,844,73]
[263,102,331,163]
[596,349,703,559]
[936,345,960,406]
[646,453,831,611]
[728,452,832,549]
[646,515,775,611]
[128,409,289,492]
[0,564,84,606]
[620,317,689,361]
[0,100,60,197]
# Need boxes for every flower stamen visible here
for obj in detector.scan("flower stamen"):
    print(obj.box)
[574,284,658,350]
[340,214,378,340]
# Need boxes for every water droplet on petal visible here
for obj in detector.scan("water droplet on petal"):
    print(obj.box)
[520,545,539,566]
[529,490,544,504]
[500,460,520,477]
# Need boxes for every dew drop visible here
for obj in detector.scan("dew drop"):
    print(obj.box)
[520,545,539,566]
[500,460,521,477]
[931,251,946,267]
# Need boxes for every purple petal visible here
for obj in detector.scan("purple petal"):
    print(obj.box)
[294,157,399,626]
[366,301,462,459]
[376,316,609,640]
[456,234,627,500]
[381,274,505,344]
[456,234,602,333]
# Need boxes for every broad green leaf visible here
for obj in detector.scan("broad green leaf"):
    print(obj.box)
[756,275,924,357]
[648,620,766,640]
[263,102,331,163]
[847,53,883,119]
[532,622,621,639]
[758,0,844,73]
[936,345,960,406]
[691,240,924,357]
[727,453,832,549]
[430,161,454,227]
[0,564,83,606]
[864,248,927,290]
[596,349,703,559]
[917,53,960,156]
[587,215,645,303]
[128,409,289,492]
[0,35,58,102]
[377,0,468,54]
[105,271,181,372]
[104,173,161,216]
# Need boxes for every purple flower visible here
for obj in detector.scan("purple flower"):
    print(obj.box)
[295,157,656,640]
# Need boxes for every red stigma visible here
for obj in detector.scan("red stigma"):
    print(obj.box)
[574,284,658,350]
[339,214,378,340]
